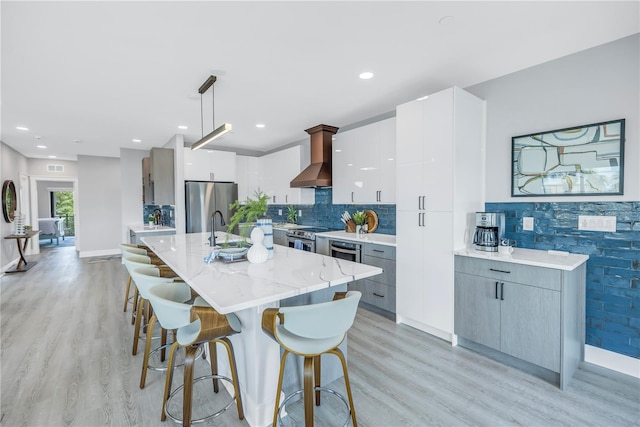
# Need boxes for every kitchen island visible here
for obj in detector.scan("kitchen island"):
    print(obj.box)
[141,232,382,427]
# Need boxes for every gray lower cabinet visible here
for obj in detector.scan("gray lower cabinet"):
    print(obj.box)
[349,243,396,319]
[454,255,585,389]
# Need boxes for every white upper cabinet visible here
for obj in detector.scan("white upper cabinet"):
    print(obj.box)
[332,117,396,204]
[184,148,236,182]
[259,146,314,205]
[236,155,260,203]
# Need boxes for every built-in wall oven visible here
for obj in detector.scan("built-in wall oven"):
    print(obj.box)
[329,240,362,263]
[286,227,330,253]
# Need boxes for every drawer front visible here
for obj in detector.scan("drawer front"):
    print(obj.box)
[349,280,396,313]
[361,255,396,287]
[455,255,561,291]
[364,243,396,259]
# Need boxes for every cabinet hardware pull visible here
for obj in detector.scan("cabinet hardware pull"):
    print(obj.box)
[285,195,288,203]
[501,282,505,301]
[351,192,354,202]
[373,249,384,253]
[273,195,276,203]
[373,292,384,298]
[417,196,421,210]
[489,268,511,274]
[495,281,499,299]
[422,212,426,227]
[422,196,426,210]
[418,213,421,226]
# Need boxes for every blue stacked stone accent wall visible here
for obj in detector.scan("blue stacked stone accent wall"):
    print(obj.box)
[265,188,396,235]
[486,201,640,359]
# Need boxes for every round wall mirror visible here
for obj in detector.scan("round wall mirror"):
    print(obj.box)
[2,180,18,223]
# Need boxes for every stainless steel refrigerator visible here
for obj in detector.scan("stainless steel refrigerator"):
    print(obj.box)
[185,181,238,234]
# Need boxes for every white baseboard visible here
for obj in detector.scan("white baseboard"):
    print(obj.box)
[78,249,120,259]
[585,345,640,378]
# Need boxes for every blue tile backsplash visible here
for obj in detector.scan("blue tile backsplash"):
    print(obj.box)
[265,188,396,235]
[486,201,640,359]
[143,205,175,228]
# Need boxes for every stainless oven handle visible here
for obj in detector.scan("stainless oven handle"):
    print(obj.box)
[331,245,358,255]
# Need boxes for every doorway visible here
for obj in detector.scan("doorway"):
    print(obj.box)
[28,177,79,255]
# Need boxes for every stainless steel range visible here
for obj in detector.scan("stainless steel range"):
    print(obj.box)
[286,227,330,253]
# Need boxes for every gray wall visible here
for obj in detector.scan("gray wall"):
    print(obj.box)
[0,143,28,270]
[467,34,639,202]
[120,148,148,243]
[77,155,121,257]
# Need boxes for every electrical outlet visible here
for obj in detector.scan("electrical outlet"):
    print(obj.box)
[298,210,302,218]
[278,209,282,215]
[523,217,534,231]
[578,215,617,232]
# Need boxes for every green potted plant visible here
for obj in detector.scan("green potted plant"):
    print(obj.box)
[286,205,298,224]
[226,189,269,245]
[147,215,155,226]
[352,210,367,234]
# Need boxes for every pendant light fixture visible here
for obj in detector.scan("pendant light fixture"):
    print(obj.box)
[191,75,232,151]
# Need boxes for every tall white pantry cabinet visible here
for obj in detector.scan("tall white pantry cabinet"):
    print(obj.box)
[395,86,485,342]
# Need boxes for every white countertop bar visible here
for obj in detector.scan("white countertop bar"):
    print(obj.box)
[316,230,397,247]
[454,247,589,271]
[141,232,382,314]
[129,224,176,233]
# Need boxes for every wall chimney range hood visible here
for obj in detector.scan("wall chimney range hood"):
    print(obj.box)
[290,124,339,188]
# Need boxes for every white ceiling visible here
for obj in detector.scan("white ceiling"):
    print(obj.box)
[2,1,639,161]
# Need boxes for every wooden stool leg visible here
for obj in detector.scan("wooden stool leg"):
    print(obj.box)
[131,286,139,325]
[160,328,168,362]
[208,341,219,393]
[140,315,157,389]
[272,350,289,427]
[218,337,244,420]
[331,348,357,427]
[182,345,199,427]
[123,275,132,312]
[314,354,321,406]
[132,296,145,355]
[303,356,315,427]
[161,342,180,422]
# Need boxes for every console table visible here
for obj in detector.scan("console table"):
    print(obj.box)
[4,230,40,273]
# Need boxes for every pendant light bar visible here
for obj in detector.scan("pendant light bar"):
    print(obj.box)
[191,123,232,151]
[192,75,232,151]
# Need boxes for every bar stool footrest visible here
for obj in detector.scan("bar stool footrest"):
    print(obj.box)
[277,386,352,427]
[147,344,203,372]
[165,374,237,425]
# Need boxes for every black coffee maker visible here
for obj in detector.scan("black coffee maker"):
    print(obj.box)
[473,212,505,252]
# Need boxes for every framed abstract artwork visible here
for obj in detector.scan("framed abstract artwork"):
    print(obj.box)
[511,119,625,196]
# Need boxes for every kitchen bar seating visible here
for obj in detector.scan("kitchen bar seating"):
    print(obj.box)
[120,243,167,320]
[148,283,244,427]
[129,266,194,390]
[123,255,177,355]
[262,291,361,427]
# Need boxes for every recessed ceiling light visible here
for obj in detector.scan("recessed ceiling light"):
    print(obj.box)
[48,155,57,159]
[37,145,47,149]
[359,71,374,80]
[178,125,188,130]
[335,149,342,152]
[416,95,429,101]
[132,139,142,143]
[16,126,29,131]
[347,163,353,166]
[256,123,265,128]
[74,139,82,143]
[388,158,394,161]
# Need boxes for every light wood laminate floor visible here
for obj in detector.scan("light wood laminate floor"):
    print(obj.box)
[1,246,638,426]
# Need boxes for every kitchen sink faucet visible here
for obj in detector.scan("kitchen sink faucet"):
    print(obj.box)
[210,210,226,247]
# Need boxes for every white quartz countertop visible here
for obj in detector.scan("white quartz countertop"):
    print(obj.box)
[141,232,383,314]
[129,224,176,233]
[315,230,397,247]
[454,247,589,271]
